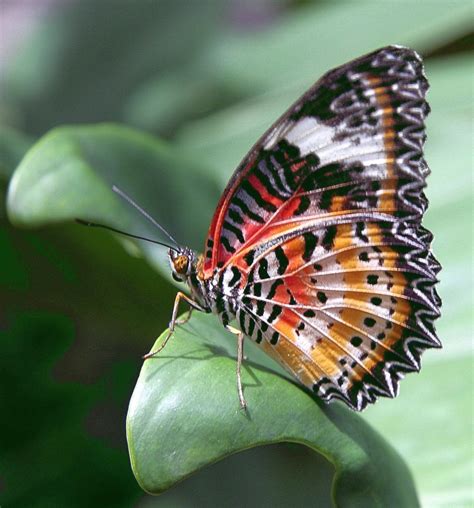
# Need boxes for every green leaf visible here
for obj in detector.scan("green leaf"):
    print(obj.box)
[6,123,220,275]
[127,312,419,507]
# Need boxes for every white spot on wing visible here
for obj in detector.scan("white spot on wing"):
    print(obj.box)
[285,118,336,162]
[264,117,386,169]
[295,330,316,354]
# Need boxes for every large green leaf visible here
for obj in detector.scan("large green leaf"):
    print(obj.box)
[127,312,419,507]
[6,124,220,275]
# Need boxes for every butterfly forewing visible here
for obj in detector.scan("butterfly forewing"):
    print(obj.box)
[203,45,441,410]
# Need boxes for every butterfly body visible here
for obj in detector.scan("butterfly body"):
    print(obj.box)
[163,45,441,411]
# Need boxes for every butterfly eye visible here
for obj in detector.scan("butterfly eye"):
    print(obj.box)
[173,254,189,275]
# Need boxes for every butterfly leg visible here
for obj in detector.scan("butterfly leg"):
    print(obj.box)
[143,291,204,360]
[176,307,193,326]
[226,325,247,410]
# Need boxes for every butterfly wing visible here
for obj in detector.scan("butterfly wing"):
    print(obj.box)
[234,222,440,410]
[203,45,431,275]
[204,45,441,410]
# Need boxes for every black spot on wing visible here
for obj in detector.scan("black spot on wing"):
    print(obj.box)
[317,291,328,304]
[258,258,269,280]
[228,267,241,287]
[270,331,280,345]
[367,274,379,285]
[221,236,235,254]
[274,246,289,275]
[364,317,376,328]
[268,305,282,323]
[303,232,318,262]
[247,317,256,337]
[322,226,337,251]
[267,279,284,300]
[256,300,266,316]
[228,208,244,225]
[294,195,310,216]
[253,282,262,297]
[244,249,255,267]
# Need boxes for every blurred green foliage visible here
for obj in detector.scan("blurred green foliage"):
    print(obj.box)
[1,1,472,507]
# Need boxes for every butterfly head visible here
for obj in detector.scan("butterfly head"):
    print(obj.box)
[169,247,197,282]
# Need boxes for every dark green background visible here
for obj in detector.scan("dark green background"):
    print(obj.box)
[1,1,472,506]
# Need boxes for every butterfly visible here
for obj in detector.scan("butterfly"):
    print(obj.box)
[85,45,441,411]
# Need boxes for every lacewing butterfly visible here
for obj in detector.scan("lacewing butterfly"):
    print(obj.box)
[81,46,441,411]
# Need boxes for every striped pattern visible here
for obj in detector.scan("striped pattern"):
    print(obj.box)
[187,46,441,411]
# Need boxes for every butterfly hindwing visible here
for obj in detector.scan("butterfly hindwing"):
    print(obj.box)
[203,45,441,410]
[235,220,440,410]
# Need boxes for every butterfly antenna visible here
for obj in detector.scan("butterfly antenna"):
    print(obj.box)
[112,185,179,247]
[75,219,178,251]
